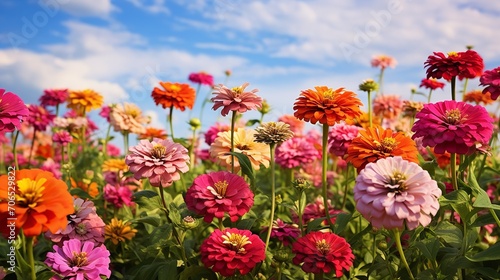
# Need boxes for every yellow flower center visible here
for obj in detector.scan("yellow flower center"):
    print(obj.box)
[375,137,398,153]
[126,107,140,118]
[389,171,407,193]
[170,84,181,92]
[16,178,46,208]
[207,180,228,199]
[222,232,252,254]
[322,88,334,99]
[315,239,331,254]
[150,144,166,159]
[445,109,462,125]
[71,252,88,267]
[232,86,243,95]
[447,51,458,57]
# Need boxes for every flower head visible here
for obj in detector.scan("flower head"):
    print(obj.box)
[262,219,300,247]
[52,130,73,146]
[479,67,500,100]
[138,127,168,140]
[292,231,354,277]
[27,104,55,131]
[0,89,29,133]
[188,71,214,86]
[0,169,74,237]
[402,100,424,118]
[371,54,397,69]
[275,136,320,169]
[185,171,254,223]
[328,122,361,157]
[125,138,190,187]
[373,94,403,120]
[109,103,149,134]
[424,50,484,81]
[45,239,111,280]
[102,158,128,173]
[354,156,442,230]
[346,126,419,172]
[200,228,265,277]
[204,122,230,145]
[254,121,294,145]
[104,218,137,245]
[463,89,495,105]
[211,82,262,116]
[152,82,196,111]
[99,105,112,122]
[293,86,362,126]
[419,78,445,90]
[40,89,68,107]
[104,184,134,208]
[67,89,104,115]
[411,100,494,154]
[278,114,305,136]
[359,79,379,92]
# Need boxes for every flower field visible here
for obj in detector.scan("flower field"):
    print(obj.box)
[0,50,499,280]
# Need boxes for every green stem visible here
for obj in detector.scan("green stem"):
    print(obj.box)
[123,132,129,155]
[168,106,175,141]
[102,124,112,158]
[189,128,197,167]
[451,76,457,101]
[298,191,305,236]
[321,124,333,228]
[264,144,276,255]
[27,129,37,168]
[462,78,469,101]
[340,164,350,210]
[230,111,237,174]
[367,90,373,128]
[427,89,433,103]
[393,229,415,280]
[489,209,500,228]
[25,236,36,280]
[377,68,385,97]
[450,153,458,191]
[12,130,20,170]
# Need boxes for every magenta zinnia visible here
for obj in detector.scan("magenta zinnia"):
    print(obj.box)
[328,122,361,157]
[125,138,190,187]
[200,228,265,277]
[424,50,484,81]
[292,231,354,276]
[0,89,29,133]
[211,82,262,116]
[188,71,214,86]
[185,171,254,223]
[354,156,441,230]
[39,88,68,107]
[275,136,320,169]
[411,100,494,154]
[479,66,500,100]
[27,104,55,131]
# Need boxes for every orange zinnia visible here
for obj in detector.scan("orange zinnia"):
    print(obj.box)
[0,169,74,237]
[70,178,99,198]
[151,82,196,111]
[138,127,168,140]
[463,89,495,105]
[293,86,362,126]
[346,126,418,172]
[67,89,104,115]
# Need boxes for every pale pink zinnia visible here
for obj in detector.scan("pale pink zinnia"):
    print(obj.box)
[211,82,262,116]
[125,138,190,187]
[27,104,55,131]
[328,122,361,157]
[411,100,494,154]
[185,171,254,223]
[373,94,404,120]
[371,54,397,69]
[0,89,29,133]
[39,88,68,107]
[354,156,441,230]
[479,66,500,100]
[188,71,214,86]
[275,137,320,169]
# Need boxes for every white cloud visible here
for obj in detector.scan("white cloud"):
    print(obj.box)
[126,0,170,14]
[56,0,116,17]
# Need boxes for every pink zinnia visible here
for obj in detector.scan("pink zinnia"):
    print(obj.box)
[373,94,404,120]
[99,105,112,122]
[371,54,397,69]
[293,196,342,225]
[479,66,500,100]
[328,122,361,157]
[103,184,134,208]
[41,158,62,179]
[0,89,29,133]
[185,171,254,223]
[200,228,265,277]
[188,72,214,86]
[354,156,442,230]
[278,114,305,137]
[204,122,230,145]
[103,143,121,157]
[125,138,190,187]
[211,82,262,116]
[261,218,300,247]
[45,239,111,280]
[275,137,320,169]
[411,100,493,154]
[52,130,73,146]
[39,88,68,107]
[292,231,354,276]
[27,104,55,131]
[419,78,445,90]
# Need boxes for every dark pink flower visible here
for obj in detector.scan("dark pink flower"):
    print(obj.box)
[52,130,73,146]
[185,171,254,223]
[293,196,342,225]
[41,158,62,179]
[103,184,134,208]
[0,89,29,133]
[479,66,500,100]
[211,82,262,116]
[419,78,445,90]
[200,228,265,277]
[275,137,320,169]
[125,138,189,187]
[102,143,121,157]
[411,100,493,154]
[188,72,214,86]
[99,105,112,122]
[204,122,230,145]
[27,104,55,131]
[292,231,354,276]
[45,239,111,280]
[39,88,68,107]
[328,123,361,157]
[261,218,300,246]
[424,50,484,81]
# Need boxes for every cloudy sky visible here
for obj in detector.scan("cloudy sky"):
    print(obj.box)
[1,0,500,140]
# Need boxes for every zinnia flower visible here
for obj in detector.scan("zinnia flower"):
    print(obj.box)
[211,82,262,116]
[103,184,134,208]
[152,82,196,111]
[371,54,397,69]
[200,228,265,277]
[209,128,270,172]
[99,105,112,122]
[292,231,354,276]
[138,127,168,140]
[293,86,362,126]
[0,169,74,237]
[104,218,137,245]
[67,89,104,115]
[278,114,305,136]
[204,122,230,145]
[188,71,214,86]
[479,67,500,100]
[254,121,294,145]
[463,89,495,105]
[102,158,128,174]
[0,89,29,133]
[125,138,190,187]
[275,136,320,169]
[411,100,494,154]
[45,239,111,280]
[328,122,361,157]
[373,94,403,120]
[354,156,442,230]
[262,218,300,246]
[52,130,73,146]
[39,88,68,107]
[419,78,445,90]
[424,50,484,81]
[346,126,419,172]
[109,102,149,134]
[293,196,341,225]
[27,104,55,131]
[185,171,254,223]
[402,100,424,118]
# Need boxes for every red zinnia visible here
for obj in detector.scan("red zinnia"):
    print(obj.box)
[0,89,29,133]
[188,72,214,86]
[200,228,265,277]
[479,66,500,100]
[424,50,484,81]
[292,231,354,277]
[419,78,445,90]
[185,171,254,223]
[39,89,68,107]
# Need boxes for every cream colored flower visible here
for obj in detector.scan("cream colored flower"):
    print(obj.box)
[109,103,149,134]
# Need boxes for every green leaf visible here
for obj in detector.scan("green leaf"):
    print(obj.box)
[228,152,255,184]
[333,212,353,235]
[36,271,56,280]
[415,237,440,262]
[133,216,161,227]
[467,242,500,262]
[69,188,92,200]
[133,190,159,200]
[237,218,256,230]
[179,265,217,280]
[468,165,500,211]
[421,160,437,177]
[305,217,327,233]
[245,119,261,126]
[434,221,462,248]
[157,260,178,280]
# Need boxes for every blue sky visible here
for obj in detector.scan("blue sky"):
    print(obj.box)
[1,0,500,141]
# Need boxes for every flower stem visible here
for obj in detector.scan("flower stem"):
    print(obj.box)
[123,132,129,155]
[168,105,175,141]
[450,153,458,191]
[102,124,112,159]
[367,90,373,128]
[427,89,433,103]
[264,144,276,255]
[393,229,415,280]
[341,163,351,210]
[12,130,20,170]
[25,236,36,280]
[27,128,37,168]
[230,111,237,174]
[451,76,457,101]
[298,191,305,236]
[462,78,469,101]
[321,124,333,228]
[377,68,385,97]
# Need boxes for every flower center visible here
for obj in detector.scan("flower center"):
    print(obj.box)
[170,84,181,92]
[322,88,334,99]
[447,51,458,57]
[235,143,249,150]
[16,178,46,208]
[126,107,140,118]
[71,252,88,267]
[375,137,398,153]
[75,223,88,235]
[222,232,252,254]
[388,171,407,193]
[315,239,331,255]
[150,144,166,158]
[444,109,462,125]
[207,180,228,199]
[231,86,243,95]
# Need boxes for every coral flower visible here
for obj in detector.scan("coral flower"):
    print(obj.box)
[278,114,305,136]
[138,127,168,140]
[188,71,214,86]
[125,138,190,187]
[211,82,262,116]
[45,239,111,280]
[346,126,419,172]
[354,156,442,230]
[152,82,196,111]
[67,89,104,115]
[104,218,137,245]
[0,169,74,237]
[109,102,149,134]
[292,231,354,276]
[209,128,270,172]
[0,89,29,133]
[328,122,361,157]
[185,171,254,223]
[419,78,445,90]
[293,196,342,225]
[200,228,265,277]
[39,88,68,107]
[293,86,362,126]
[463,89,495,105]
[275,137,320,169]
[27,104,55,131]
[371,54,397,69]
[424,50,484,81]
[411,100,494,154]
[479,66,500,100]
[373,94,403,120]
